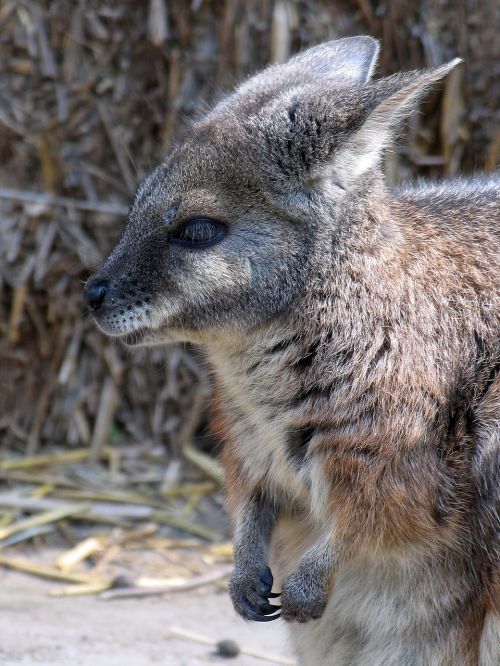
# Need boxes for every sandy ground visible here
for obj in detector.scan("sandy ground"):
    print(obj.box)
[0,568,295,666]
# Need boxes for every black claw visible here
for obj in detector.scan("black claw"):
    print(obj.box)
[254,595,281,613]
[260,603,281,615]
[249,611,281,623]
[240,596,281,622]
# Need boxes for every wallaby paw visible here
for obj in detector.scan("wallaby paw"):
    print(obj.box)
[280,568,328,623]
[229,565,281,622]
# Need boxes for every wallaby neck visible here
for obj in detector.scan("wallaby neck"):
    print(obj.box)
[205,183,397,397]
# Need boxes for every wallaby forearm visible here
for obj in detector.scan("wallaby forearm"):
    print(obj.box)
[232,493,276,569]
[229,493,281,621]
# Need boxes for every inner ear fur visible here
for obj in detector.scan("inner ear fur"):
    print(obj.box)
[313,59,462,188]
[351,60,462,157]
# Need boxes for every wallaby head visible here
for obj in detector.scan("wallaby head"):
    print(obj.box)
[85,36,459,346]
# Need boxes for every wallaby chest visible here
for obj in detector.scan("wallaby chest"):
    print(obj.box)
[209,342,312,504]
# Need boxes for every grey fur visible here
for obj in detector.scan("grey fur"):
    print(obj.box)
[86,36,499,666]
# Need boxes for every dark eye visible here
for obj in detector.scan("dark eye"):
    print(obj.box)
[169,217,225,248]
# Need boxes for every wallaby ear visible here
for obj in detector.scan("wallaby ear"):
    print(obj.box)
[337,59,462,181]
[233,37,379,108]
[287,36,380,84]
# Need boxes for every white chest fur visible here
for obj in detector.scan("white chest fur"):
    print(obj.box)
[208,342,311,504]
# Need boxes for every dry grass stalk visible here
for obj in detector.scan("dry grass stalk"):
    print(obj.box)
[0,187,127,217]
[89,377,119,463]
[0,448,108,471]
[182,442,224,485]
[49,580,112,597]
[55,536,104,572]
[0,555,104,585]
[0,503,89,541]
[168,626,297,665]
[151,512,220,542]
[100,563,232,600]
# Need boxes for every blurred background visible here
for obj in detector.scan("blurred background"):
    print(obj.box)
[0,1,498,662]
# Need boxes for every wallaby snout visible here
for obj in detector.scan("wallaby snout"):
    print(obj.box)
[85,243,158,343]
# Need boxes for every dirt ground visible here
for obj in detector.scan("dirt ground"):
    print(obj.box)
[0,566,294,666]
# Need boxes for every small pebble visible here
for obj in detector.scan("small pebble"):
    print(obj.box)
[215,639,240,658]
[110,574,133,589]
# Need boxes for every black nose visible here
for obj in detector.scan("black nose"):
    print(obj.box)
[85,280,109,311]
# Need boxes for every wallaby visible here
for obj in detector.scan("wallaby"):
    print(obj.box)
[85,37,499,666]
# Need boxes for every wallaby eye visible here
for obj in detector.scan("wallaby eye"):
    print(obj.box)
[169,217,225,248]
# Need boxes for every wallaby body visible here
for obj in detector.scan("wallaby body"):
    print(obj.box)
[214,176,500,666]
[86,37,499,666]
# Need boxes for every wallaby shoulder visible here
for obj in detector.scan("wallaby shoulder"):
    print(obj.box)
[393,175,500,232]
[388,176,500,304]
